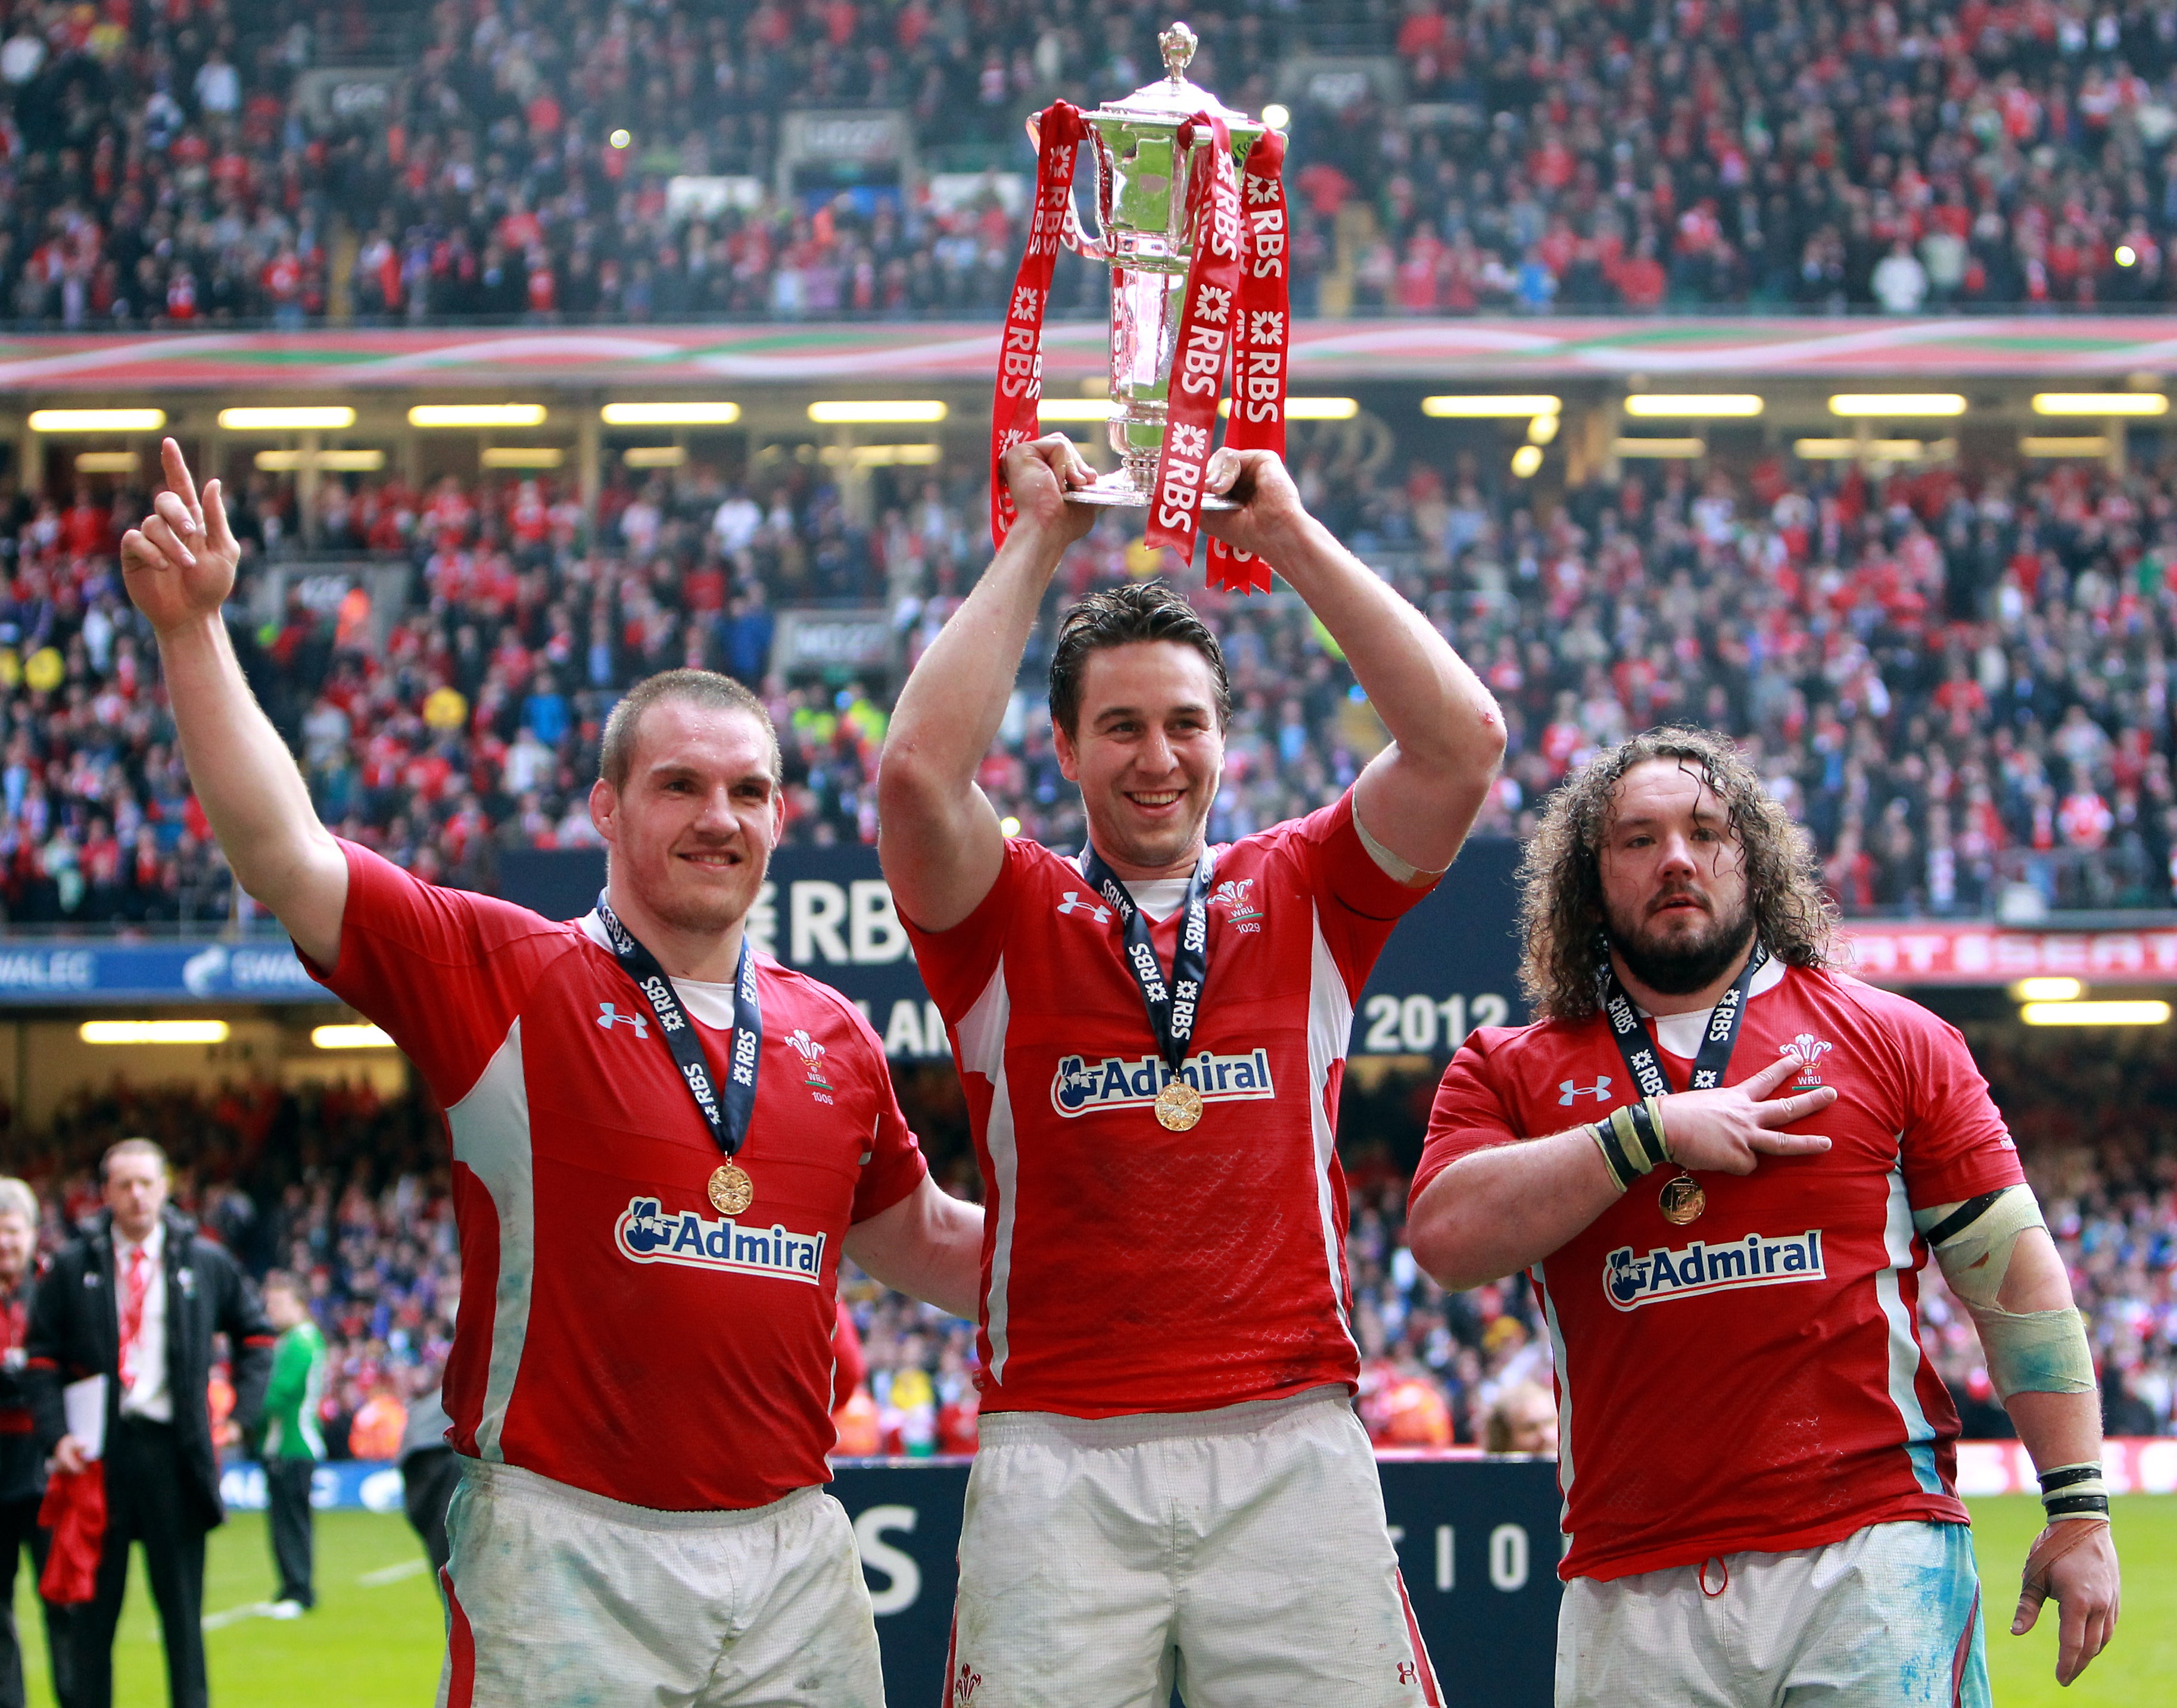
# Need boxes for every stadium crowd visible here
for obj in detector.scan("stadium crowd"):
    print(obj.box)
[0,1034,2169,1460]
[14,0,2177,326]
[7,422,2177,924]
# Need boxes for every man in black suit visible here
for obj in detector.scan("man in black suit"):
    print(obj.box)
[25,1139,273,1708]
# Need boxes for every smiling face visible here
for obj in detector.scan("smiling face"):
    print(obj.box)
[589,697,784,947]
[1597,757,1756,999]
[1053,640,1226,880]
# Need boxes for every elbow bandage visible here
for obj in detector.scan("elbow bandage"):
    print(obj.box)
[1915,1185,2095,1401]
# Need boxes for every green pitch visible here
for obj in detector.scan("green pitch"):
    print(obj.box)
[7,1508,443,1707]
[2,1495,2169,1704]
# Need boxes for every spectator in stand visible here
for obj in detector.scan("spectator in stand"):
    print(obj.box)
[14,434,2177,918]
[17,1,2177,325]
[1484,1382,1558,1456]
[0,1176,66,1708]
[347,1377,407,1463]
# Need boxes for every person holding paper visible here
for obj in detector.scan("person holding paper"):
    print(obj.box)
[25,1139,274,1708]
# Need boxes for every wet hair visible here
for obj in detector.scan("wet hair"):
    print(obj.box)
[1516,725,1836,1023]
[1047,581,1231,738]
[599,669,781,790]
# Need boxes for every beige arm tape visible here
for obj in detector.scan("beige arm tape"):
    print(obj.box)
[1353,803,1449,887]
[1916,1185,2095,1400]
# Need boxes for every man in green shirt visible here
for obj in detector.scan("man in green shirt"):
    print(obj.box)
[257,1273,325,1618]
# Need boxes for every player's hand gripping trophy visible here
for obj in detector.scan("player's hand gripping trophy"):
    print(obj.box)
[991,19,1292,591]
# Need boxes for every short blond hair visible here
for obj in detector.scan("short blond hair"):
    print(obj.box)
[599,669,780,790]
[101,1137,169,1183]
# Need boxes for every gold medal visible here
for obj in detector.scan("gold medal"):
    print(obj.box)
[1153,1080,1204,1131]
[708,1162,754,1217]
[1658,1173,1705,1226]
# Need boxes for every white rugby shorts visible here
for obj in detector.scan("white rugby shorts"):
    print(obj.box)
[1556,1519,1989,1708]
[947,1386,1441,1708]
[437,1460,885,1708]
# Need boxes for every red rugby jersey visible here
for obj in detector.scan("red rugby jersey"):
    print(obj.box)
[1414,962,2023,1581]
[307,841,926,1510]
[902,792,1430,1417]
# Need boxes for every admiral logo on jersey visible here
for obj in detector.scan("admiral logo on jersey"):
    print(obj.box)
[616,1197,827,1283]
[1605,1229,1825,1310]
[1049,1048,1276,1117]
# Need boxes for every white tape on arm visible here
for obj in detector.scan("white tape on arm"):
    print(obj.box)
[1353,803,1447,887]
[1917,1185,2094,1399]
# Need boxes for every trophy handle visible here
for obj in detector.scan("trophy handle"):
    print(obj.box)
[1023,114,1111,261]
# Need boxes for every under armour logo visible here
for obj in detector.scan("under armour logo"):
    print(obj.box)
[1055,891,1111,924]
[596,1002,649,1039]
[1559,1076,1613,1105]
[1398,1660,1419,1686]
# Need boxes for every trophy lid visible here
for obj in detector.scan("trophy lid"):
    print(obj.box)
[1098,20,1255,128]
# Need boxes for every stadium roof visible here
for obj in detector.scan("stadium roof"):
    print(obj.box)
[5,318,2177,392]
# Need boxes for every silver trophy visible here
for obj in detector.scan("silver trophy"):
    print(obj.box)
[1039,22,1266,508]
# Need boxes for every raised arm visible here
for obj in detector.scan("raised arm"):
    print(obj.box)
[877,436,1095,931]
[1198,448,1505,877]
[120,440,347,965]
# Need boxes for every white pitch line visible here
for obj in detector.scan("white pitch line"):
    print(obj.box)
[199,1601,275,1632]
[359,1559,429,1587]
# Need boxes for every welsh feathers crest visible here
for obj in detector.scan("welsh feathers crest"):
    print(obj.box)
[1779,1034,1833,1076]
[786,1028,826,1065]
[1210,878,1261,917]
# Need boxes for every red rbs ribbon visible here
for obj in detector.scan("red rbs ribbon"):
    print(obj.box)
[1207,129,1290,595]
[1145,114,1244,567]
[991,102,1088,551]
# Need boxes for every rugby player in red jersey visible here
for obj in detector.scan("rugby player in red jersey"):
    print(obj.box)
[1409,727,2120,1706]
[879,437,1505,1705]
[120,440,983,1707]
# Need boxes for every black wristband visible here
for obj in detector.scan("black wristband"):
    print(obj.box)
[1591,1119,1637,1192]
[2042,1493,2111,1519]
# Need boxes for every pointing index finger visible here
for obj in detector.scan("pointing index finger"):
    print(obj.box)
[160,437,202,529]
[1742,1052,1802,1094]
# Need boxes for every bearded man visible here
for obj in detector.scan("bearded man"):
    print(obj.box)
[1406,727,2119,1708]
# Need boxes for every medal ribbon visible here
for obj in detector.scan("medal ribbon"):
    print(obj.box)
[1207,127,1288,596]
[594,891,761,1160]
[1145,113,1244,568]
[989,100,1088,551]
[1600,942,1770,1098]
[1078,844,1214,1083]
